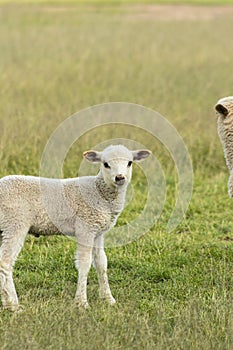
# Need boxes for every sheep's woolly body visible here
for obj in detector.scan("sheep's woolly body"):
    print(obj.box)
[0,144,150,310]
[0,175,124,237]
[215,96,233,196]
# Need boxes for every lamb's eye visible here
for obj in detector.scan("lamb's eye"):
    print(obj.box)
[127,161,132,167]
[104,162,111,169]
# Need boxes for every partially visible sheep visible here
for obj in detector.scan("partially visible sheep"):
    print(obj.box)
[215,96,233,196]
[0,144,151,310]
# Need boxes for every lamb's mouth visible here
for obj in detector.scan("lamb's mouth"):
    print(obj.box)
[114,179,126,186]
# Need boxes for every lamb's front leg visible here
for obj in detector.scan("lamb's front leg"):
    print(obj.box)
[75,244,93,308]
[92,235,116,305]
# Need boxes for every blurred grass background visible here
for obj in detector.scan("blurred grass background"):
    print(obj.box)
[1,0,233,5]
[0,1,232,349]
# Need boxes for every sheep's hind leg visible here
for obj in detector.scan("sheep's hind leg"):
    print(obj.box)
[0,225,29,311]
[92,235,116,305]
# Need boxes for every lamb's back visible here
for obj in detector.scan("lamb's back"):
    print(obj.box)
[0,175,123,236]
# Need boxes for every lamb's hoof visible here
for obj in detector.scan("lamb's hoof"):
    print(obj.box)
[108,297,116,306]
[15,305,24,313]
[4,303,22,312]
[101,295,116,305]
[75,299,90,309]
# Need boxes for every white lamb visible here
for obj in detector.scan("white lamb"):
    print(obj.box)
[215,96,233,196]
[0,144,151,310]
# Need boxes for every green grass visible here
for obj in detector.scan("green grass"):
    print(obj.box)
[0,3,233,350]
[0,0,233,6]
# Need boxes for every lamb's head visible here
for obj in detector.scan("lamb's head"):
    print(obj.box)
[215,97,233,192]
[83,145,151,189]
[215,97,233,171]
[215,96,233,126]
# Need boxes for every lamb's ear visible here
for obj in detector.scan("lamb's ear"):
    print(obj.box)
[215,103,229,117]
[132,149,151,162]
[83,150,102,163]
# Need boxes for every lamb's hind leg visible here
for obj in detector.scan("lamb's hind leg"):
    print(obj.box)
[92,235,116,305]
[0,225,29,311]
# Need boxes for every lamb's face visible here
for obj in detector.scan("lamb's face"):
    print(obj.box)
[100,145,137,188]
[83,145,151,189]
[215,96,233,128]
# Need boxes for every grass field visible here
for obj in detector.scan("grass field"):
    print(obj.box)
[0,2,233,350]
[1,0,233,5]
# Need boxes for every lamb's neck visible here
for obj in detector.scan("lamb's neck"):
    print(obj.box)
[218,122,233,172]
[95,173,127,209]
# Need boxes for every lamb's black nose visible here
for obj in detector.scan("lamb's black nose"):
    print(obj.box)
[115,175,125,185]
